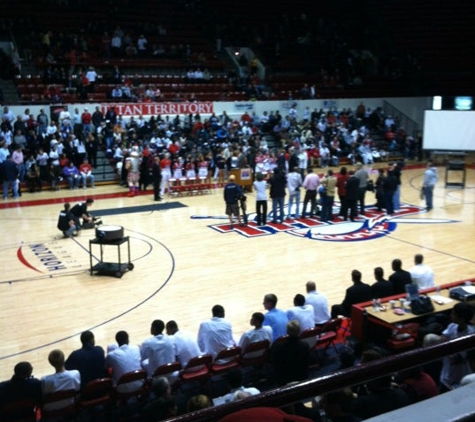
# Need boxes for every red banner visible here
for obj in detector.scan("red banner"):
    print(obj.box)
[100,102,214,116]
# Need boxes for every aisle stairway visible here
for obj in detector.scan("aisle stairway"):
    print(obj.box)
[92,150,117,185]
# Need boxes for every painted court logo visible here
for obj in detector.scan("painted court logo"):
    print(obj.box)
[194,203,457,242]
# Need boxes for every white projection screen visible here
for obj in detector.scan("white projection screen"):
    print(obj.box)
[423,111,475,151]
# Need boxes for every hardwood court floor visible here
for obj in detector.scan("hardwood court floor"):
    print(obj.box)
[1,161,475,382]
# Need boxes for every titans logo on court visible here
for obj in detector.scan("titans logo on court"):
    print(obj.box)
[195,204,458,242]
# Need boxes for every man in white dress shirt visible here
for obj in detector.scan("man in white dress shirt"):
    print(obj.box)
[409,254,435,289]
[166,320,201,368]
[286,294,316,332]
[197,304,235,359]
[304,281,331,325]
[140,320,176,378]
[105,331,142,393]
[238,312,273,353]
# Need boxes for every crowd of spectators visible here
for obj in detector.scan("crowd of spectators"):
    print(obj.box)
[0,101,419,199]
[1,266,474,421]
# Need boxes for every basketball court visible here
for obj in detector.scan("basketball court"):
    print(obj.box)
[1,161,475,381]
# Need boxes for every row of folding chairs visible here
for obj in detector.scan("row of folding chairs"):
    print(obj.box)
[168,177,215,196]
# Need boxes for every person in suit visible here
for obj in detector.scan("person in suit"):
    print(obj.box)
[370,267,393,299]
[341,170,359,221]
[152,155,163,201]
[388,259,412,295]
[331,270,372,318]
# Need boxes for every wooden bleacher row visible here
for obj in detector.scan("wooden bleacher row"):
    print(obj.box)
[18,83,233,95]
[17,89,411,104]
[16,74,229,84]
[33,57,229,71]
[18,91,249,104]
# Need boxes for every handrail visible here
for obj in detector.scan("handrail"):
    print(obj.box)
[164,334,475,422]
[383,99,419,138]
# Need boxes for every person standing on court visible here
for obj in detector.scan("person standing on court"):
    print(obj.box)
[354,162,368,215]
[422,161,438,211]
[253,172,268,226]
[152,155,162,201]
[320,168,337,222]
[268,167,287,223]
[300,168,320,218]
[392,161,403,211]
[223,174,243,228]
[336,166,349,218]
[341,170,359,221]
[286,166,302,219]
[383,166,398,215]
[125,146,141,197]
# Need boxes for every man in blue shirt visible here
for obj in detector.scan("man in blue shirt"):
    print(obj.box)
[263,293,289,342]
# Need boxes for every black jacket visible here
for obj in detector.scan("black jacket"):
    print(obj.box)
[269,172,287,198]
[341,282,372,315]
[345,176,360,201]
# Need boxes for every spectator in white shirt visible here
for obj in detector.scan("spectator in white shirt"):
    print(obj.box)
[47,121,58,137]
[41,349,80,411]
[165,320,201,368]
[304,281,331,325]
[106,331,143,393]
[286,294,316,333]
[409,254,435,289]
[197,305,235,359]
[140,320,176,378]
[238,312,273,353]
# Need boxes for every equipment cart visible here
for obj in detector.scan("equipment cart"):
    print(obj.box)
[89,236,134,278]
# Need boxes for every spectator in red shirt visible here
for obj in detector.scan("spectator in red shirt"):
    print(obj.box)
[81,107,93,137]
[79,158,95,189]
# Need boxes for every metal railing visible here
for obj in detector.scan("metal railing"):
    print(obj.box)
[164,334,475,422]
[383,100,419,138]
